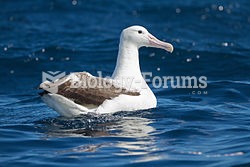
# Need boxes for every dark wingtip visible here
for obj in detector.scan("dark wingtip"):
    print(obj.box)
[38,90,50,96]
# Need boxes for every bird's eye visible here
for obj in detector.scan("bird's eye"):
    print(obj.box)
[138,30,142,34]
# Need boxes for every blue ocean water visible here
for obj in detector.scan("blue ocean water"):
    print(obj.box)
[0,0,250,166]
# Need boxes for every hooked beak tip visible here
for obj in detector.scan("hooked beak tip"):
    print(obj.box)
[168,44,174,53]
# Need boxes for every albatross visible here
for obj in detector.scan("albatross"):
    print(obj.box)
[39,25,174,117]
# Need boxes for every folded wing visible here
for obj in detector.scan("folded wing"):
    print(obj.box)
[39,72,140,108]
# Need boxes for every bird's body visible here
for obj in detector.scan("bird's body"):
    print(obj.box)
[40,26,173,117]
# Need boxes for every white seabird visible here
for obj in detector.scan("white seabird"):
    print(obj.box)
[39,25,174,117]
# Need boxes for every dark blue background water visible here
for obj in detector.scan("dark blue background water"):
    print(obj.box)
[0,0,250,166]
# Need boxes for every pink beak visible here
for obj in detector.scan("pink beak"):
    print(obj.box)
[148,34,174,53]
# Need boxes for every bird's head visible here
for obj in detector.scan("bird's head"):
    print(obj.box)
[121,25,174,53]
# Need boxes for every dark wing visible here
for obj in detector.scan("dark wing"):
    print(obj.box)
[39,72,140,107]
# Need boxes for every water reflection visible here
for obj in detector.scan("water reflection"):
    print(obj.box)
[39,112,161,162]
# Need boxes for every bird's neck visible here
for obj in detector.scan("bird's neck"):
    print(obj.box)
[112,40,142,80]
